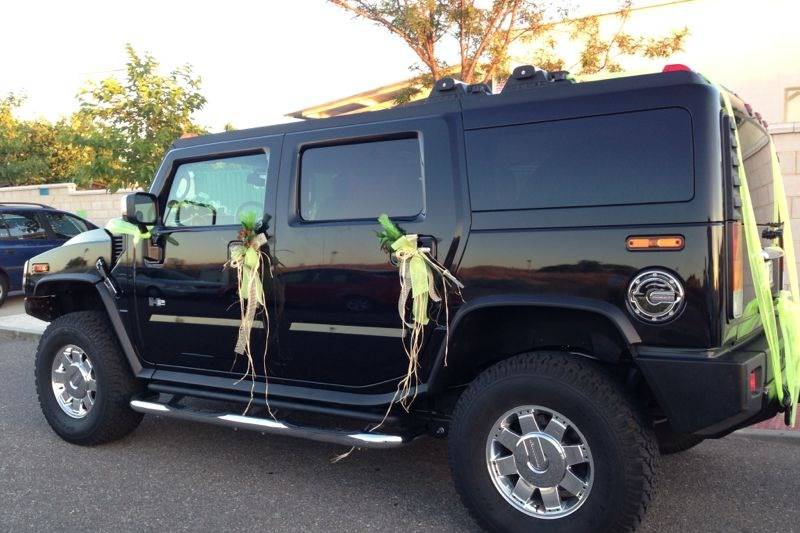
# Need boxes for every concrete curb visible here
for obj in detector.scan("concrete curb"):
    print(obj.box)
[734,428,800,443]
[0,327,42,342]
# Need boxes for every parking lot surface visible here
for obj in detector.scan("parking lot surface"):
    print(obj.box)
[1,337,798,532]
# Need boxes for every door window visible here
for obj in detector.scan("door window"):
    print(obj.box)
[45,212,90,238]
[299,137,424,221]
[163,152,270,227]
[0,212,47,240]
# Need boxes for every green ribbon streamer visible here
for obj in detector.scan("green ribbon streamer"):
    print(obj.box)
[105,218,151,244]
[719,87,800,424]
[391,233,431,325]
[229,240,266,305]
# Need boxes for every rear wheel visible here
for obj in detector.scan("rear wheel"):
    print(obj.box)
[34,311,144,445]
[449,353,658,533]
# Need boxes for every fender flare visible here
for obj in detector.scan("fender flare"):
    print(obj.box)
[425,294,641,392]
[31,274,151,379]
[32,273,101,295]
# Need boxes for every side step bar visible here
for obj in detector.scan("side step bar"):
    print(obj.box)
[130,399,405,449]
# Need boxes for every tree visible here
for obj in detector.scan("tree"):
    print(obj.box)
[0,94,90,187]
[75,44,207,190]
[329,0,688,101]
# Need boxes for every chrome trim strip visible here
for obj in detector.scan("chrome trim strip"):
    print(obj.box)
[289,322,402,338]
[129,399,405,449]
[149,314,265,329]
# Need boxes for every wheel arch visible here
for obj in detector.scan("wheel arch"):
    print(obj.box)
[29,275,149,378]
[426,295,641,394]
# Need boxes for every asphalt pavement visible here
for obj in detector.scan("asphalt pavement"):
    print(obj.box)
[1,336,799,532]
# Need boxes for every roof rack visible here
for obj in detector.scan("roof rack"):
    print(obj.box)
[0,202,53,209]
[501,65,574,94]
[427,77,492,100]
[427,65,574,101]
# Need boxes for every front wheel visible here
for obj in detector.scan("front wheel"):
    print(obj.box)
[449,353,658,533]
[34,311,144,445]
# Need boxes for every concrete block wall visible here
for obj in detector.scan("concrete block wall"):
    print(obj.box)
[771,125,800,289]
[0,183,137,226]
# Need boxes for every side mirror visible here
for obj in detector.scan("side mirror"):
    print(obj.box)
[122,192,158,226]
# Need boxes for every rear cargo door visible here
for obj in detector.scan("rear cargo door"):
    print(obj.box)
[732,105,783,297]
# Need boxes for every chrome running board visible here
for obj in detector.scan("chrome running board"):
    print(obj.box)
[129,399,405,449]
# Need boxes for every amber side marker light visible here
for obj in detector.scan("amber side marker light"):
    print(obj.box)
[31,263,50,273]
[626,236,684,251]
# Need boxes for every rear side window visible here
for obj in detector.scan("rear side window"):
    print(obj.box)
[465,108,694,211]
[46,212,89,238]
[299,137,424,222]
[0,212,46,240]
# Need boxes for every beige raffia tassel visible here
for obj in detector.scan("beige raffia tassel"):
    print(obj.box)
[226,232,274,415]
[391,234,463,411]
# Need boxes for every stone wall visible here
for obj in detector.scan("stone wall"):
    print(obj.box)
[0,183,137,226]
[771,124,800,289]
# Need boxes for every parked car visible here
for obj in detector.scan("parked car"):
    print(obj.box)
[0,202,96,306]
[23,65,790,533]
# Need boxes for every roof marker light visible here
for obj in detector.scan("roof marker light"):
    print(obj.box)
[662,64,692,73]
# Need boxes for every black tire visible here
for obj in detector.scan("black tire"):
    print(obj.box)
[34,311,144,445]
[0,272,8,307]
[449,353,658,533]
[654,422,704,455]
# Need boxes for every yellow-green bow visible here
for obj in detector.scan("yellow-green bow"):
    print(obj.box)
[391,233,436,325]
[105,218,151,244]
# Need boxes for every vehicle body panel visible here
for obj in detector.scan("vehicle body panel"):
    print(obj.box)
[22,69,786,438]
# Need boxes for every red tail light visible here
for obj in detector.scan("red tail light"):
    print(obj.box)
[731,222,744,318]
[748,369,759,394]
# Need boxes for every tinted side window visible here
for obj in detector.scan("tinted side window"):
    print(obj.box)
[465,108,694,211]
[1,212,46,240]
[164,152,270,227]
[46,213,89,238]
[299,137,423,221]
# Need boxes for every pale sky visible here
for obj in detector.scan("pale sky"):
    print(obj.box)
[0,0,422,130]
[1,0,632,132]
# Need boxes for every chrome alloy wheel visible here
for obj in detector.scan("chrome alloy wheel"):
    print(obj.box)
[486,405,594,519]
[51,345,96,419]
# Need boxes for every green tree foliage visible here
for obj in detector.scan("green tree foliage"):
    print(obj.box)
[0,45,206,191]
[75,44,207,190]
[0,94,90,187]
[329,0,688,101]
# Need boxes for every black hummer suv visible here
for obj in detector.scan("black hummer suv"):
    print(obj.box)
[24,65,788,533]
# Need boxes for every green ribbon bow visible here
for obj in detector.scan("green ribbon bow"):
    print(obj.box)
[718,86,800,425]
[391,233,434,325]
[229,234,267,305]
[105,218,151,244]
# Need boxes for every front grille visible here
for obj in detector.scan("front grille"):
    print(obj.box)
[111,235,125,264]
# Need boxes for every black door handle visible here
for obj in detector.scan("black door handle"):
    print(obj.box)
[389,234,438,266]
[418,235,438,259]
